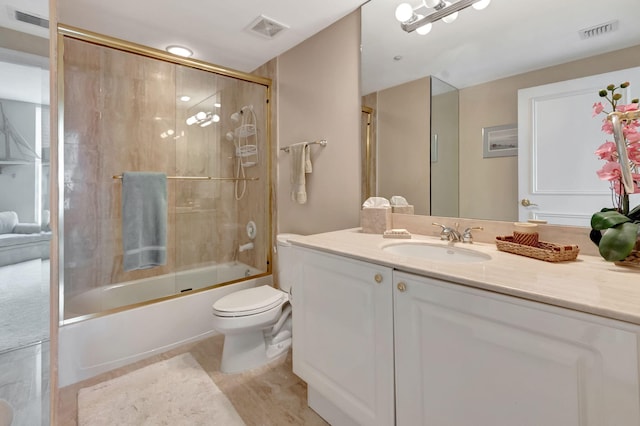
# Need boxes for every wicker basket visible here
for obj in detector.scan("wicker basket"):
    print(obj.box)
[495,236,579,262]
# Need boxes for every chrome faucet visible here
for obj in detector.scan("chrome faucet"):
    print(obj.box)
[432,222,462,242]
[461,226,483,243]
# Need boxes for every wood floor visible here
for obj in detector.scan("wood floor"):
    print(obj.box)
[58,335,329,425]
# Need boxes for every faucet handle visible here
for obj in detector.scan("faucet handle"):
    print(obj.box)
[432,222,450,240]
[462,226,483,243]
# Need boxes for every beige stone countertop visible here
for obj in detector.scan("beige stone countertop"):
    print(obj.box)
[288,228,640,326]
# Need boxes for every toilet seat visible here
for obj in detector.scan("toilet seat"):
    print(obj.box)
[212,285,287,317]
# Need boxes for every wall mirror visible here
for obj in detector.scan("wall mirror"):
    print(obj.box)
[361,0,640,224]
[0,0,51,423]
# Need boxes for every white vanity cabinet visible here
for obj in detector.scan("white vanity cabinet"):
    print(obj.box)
[393,270,640,426]
[292,247,394,426]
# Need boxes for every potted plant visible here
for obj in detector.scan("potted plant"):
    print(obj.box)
[590,82,640,262]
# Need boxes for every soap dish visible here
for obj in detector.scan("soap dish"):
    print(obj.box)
[495,236,579,262]
[383,229,412,239]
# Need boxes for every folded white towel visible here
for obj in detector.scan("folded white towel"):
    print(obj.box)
[289,142,312,204]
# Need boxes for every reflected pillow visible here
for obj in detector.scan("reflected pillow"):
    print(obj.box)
[13,223,41,234]
[0,211,18,234]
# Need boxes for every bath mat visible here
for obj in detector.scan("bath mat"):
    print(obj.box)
[78,353,246,426]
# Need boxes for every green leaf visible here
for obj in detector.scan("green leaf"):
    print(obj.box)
[591,211,631,230]
[628,204,640,221]
[598,222,639,261]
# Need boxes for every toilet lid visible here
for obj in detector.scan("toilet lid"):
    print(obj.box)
[212,285,287,317]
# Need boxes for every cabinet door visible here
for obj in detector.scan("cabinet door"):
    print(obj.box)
[293,247,394,426]
[394,271,640,426]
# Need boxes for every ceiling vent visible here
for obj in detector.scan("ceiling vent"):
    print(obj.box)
[579,20,618,40]
[247,15,288,39]
[14,9,49,29]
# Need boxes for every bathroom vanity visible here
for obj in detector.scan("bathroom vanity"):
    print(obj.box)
[290,229,640,426]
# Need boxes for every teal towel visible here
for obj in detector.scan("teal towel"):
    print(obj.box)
[122,172,167,272]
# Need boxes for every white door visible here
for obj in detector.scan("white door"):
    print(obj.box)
[393,271,640,426]
[518,66,640,226]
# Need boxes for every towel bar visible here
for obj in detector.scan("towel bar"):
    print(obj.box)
[112,175,259,181]
[280,139,327,153]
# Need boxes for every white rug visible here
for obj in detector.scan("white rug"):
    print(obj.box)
[0,259,49,353]
[78,353,246,426]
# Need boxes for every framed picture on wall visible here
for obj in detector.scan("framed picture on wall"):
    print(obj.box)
[482,124,518,158]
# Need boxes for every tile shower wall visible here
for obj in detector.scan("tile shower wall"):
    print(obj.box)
[62,37,269,301]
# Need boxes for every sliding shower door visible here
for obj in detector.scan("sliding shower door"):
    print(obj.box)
[60,31,271,322]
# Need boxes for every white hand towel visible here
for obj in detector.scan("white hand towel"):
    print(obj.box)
[289,142,312,204]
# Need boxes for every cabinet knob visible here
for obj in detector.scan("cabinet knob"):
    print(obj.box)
[374,273,383,283]
[397,282,407,292]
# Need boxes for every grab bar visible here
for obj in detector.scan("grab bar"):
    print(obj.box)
[112,175,259,181]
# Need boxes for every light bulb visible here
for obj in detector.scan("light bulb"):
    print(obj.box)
[395,3,414,23]
[200,119,213,128]
[185,115,197,126]
[212,114,220,123]
[442,2,458,23]
[195,111,207,121]
[416,21,432,35]
[472,0,491,10]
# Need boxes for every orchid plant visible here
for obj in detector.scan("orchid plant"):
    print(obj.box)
[590,82,640,261]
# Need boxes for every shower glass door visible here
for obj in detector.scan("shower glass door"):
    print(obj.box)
[60,33,271,322]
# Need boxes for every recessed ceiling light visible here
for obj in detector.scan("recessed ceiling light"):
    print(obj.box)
[179,95,191,102]
[166,45,193,57]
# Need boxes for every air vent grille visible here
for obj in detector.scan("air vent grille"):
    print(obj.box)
[14,10,49,29]
[579,20,618,40]
[247,15,288,39]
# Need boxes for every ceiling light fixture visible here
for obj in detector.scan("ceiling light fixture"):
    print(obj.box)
[166,45,193,57]
[395,0,490,35]
[179,95,191,102]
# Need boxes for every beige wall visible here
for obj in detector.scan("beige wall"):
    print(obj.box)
[377,76,431,215]
[276,11,361,235]
[460,44,640,221]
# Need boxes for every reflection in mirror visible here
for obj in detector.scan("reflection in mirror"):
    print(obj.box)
[430,77,458,217]
[362,0,640,224]
[0,2,51,423]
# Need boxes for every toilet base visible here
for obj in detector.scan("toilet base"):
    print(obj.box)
[220,330,290,374]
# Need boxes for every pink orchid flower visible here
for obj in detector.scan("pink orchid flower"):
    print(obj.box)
[616,103,640,113]
[628,143,640,165]
[601,120,613,134]
[597,161,621,182]
[595,141,617,161]
[627,131,640,143]
[592,102,605,117]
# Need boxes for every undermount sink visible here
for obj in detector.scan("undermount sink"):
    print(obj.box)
[382,242,491,263]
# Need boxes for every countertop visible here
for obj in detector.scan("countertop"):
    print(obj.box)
[289,228,640,326]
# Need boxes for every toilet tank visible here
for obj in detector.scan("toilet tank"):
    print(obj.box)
[276,233,302,293]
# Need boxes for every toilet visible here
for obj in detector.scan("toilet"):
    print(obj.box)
[211,233,299,373]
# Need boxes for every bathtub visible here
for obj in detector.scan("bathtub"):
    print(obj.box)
[58,262,271,387]
[64,262,263,318]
